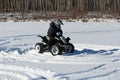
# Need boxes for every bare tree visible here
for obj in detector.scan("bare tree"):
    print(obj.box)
[0,0,120,19]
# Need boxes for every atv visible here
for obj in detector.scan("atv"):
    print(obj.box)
[35,33,74,56]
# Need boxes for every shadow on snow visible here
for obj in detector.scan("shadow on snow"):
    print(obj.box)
[63,48,119,56]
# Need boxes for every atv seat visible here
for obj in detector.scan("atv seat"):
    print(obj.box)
[42,36,50,43]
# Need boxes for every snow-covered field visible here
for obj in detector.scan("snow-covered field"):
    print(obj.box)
[0,21,120,80]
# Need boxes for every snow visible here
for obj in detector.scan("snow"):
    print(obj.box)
[0,21,120,80]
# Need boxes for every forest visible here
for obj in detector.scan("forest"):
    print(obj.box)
[0,0,120,21]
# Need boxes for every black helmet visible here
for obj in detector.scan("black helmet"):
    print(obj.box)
[55,19,64,26]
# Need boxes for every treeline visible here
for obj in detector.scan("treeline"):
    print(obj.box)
[0,0,120,19]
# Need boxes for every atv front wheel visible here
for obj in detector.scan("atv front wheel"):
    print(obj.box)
[50,44,62,56]
[35,43,44,53]
[65,43,74,53]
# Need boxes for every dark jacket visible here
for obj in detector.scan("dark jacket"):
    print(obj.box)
[47,22,63,38]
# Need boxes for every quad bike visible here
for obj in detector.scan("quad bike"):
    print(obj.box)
[35,33,74,56]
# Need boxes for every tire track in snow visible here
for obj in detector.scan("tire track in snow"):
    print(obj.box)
[0,74,20,80]
[0,70,28,80]
[0,63,62,80]
[0,34,36,43]
[80,69,120,80]
[0,69,32,79]
[65,29,120,35]
[0,34,36,54]
[112,59,120,62]
[59,64,105,76]
[0,41,10,46]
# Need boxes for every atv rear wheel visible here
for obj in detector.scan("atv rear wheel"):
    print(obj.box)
[50,44,62,56]
[35,43,44,53]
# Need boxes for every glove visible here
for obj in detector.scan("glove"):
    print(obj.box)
[66,37,70,42]
[56,32,62,37]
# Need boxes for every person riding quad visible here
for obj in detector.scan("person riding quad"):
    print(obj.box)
[47,19,64,48]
